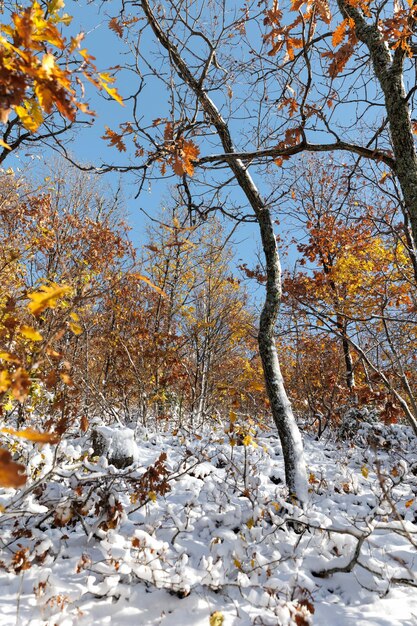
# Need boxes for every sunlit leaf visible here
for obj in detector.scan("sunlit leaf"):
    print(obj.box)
[27,283,71,316]
[1,427,59,444]
[68,320,83,335]
[0,370,11,393]
[132,274,167,297]
[19,325,43,341]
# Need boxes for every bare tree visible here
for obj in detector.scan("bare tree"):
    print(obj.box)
[101,0,309,502]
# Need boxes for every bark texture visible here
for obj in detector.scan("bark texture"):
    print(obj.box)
[338,0,417,261]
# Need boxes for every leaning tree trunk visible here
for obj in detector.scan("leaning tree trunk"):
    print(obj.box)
[257,207,308,502]
[140,0,308,503]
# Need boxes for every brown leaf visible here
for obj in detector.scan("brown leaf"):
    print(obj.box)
[11,368,30,402]
[81,414,89,433]
[109,17,124,38]
[0,448,26,487]
[102,126,127,152]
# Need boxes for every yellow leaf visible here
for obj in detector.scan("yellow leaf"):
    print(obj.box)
[98,73,124,105]
[47,0,65,12]
[361,465,369,478]
[68,321,83,335]
[1,427,59,444]
[27,283,71,316]
[209,612,224,626]
[0,353,20,364]
[19,325,43,341]
[0,139,11,150]
[14,101,43,132]
[0,370,11,392]
[70,312,80,321]
[242,434,252,446]
[148,491,157,502]
[246,517,254,529]
[60,13,73,27]
[41,53,56,77]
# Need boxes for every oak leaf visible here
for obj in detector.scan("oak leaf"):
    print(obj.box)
[102,126,127,152]
[109,17,124,38]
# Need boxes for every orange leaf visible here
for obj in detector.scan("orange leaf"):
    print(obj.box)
[102,126,127,152]
[181,139,200,176]
[80,414,89,433]
[1,427,59,444]
[132,274,167,297]
[60,372,74,386]
[332,19,348,47]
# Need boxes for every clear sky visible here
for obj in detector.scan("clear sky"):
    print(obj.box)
[8,0,262,273]
[5,0,349,289]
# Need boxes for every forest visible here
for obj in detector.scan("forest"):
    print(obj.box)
[1,0,417,624]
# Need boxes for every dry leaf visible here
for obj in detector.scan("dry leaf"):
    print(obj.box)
[1,427,59,444]
[133,274,167,297]
[11,368,30,401]
[0,448,26,487]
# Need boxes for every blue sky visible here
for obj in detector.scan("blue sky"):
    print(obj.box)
[20,0,262,270]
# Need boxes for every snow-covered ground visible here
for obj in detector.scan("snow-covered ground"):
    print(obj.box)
[1,422,417,625]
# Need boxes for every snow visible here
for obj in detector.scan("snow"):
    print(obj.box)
[92,426,139,468]
[0,423,417,624]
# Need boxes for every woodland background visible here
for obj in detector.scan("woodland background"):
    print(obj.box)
[1,0,417,624]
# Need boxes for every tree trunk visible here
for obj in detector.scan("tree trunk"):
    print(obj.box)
[140,0,308,503]
[336,315,355,391]
[257,206,308,501]
[338,0,417,268]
